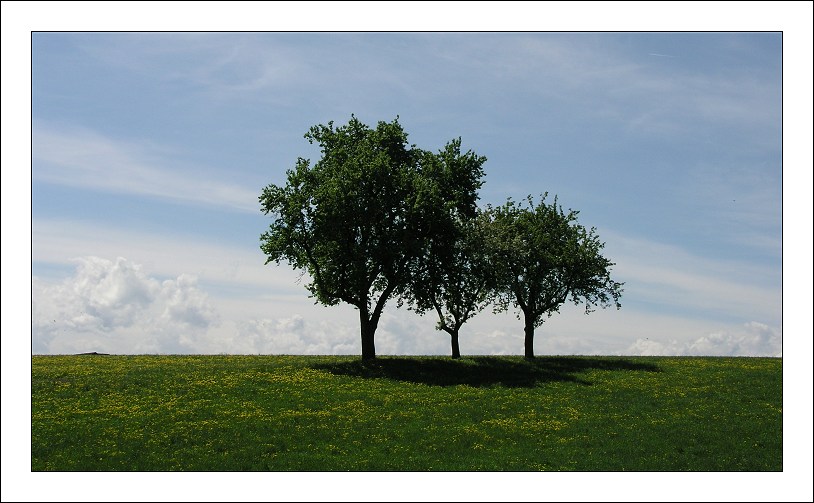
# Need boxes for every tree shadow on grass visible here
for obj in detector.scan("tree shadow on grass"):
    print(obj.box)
[311,356,662,388]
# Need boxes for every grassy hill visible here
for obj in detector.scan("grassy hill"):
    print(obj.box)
[31,354,781,471]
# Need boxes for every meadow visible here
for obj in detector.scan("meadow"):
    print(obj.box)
[31,354,782,471]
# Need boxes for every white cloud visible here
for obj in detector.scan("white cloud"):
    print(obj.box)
[70,256,158,328]
[32,256,219,354]
[158,273,219,329]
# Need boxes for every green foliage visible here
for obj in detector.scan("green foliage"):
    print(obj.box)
[260,115,417,311]
[403,139,490,357]
[487,193,624,357]
[260,116,486,359]
[409,209,496,357]
[417,137,487,220]
[32,355,782,471]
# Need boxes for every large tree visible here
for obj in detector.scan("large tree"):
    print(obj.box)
[487,194,624,358]
[259,116,483,360]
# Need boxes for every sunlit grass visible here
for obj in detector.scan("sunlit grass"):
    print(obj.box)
[31,355,781,471]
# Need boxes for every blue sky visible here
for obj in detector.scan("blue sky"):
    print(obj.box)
[26,28,790,358]
[3,2,814,500]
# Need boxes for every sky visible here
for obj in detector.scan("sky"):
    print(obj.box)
[24,29,793,358]
[4,2,814,502]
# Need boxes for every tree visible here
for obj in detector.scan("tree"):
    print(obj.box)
[259,116,483,360]
[405,139,489,358]
[408,208,494,358]
[487,193,624,358]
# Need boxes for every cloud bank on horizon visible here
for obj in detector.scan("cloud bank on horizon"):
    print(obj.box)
[31,253,781,357]
[22,28,791,357]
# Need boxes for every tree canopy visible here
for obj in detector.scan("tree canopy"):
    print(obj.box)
[259,115,485,359]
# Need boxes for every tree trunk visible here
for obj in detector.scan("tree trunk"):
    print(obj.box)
[523,311,535,359]
[450,329,461,359]
[359,309,377,360]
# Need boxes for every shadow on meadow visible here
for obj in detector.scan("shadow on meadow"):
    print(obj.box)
[312,356,662,388]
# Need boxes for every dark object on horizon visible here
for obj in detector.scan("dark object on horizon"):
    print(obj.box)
[76,351,110,355]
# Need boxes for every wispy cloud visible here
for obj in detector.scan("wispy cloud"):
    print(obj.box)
[602,231,781,326]
[32,123,259,213]
[24,31,787,153]
[419,33,779,134]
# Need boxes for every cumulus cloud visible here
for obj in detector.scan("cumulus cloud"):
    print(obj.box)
[32,256,219,354]
[68,256,158,327]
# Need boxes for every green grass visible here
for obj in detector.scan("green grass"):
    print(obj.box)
[31,355,782,471]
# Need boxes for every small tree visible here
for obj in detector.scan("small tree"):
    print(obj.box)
[259,116,483,360]
[488,194,623,358]
[410,209,495,358]
[405,139,489,358]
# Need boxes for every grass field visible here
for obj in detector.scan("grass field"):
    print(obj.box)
[31,354,782,471]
